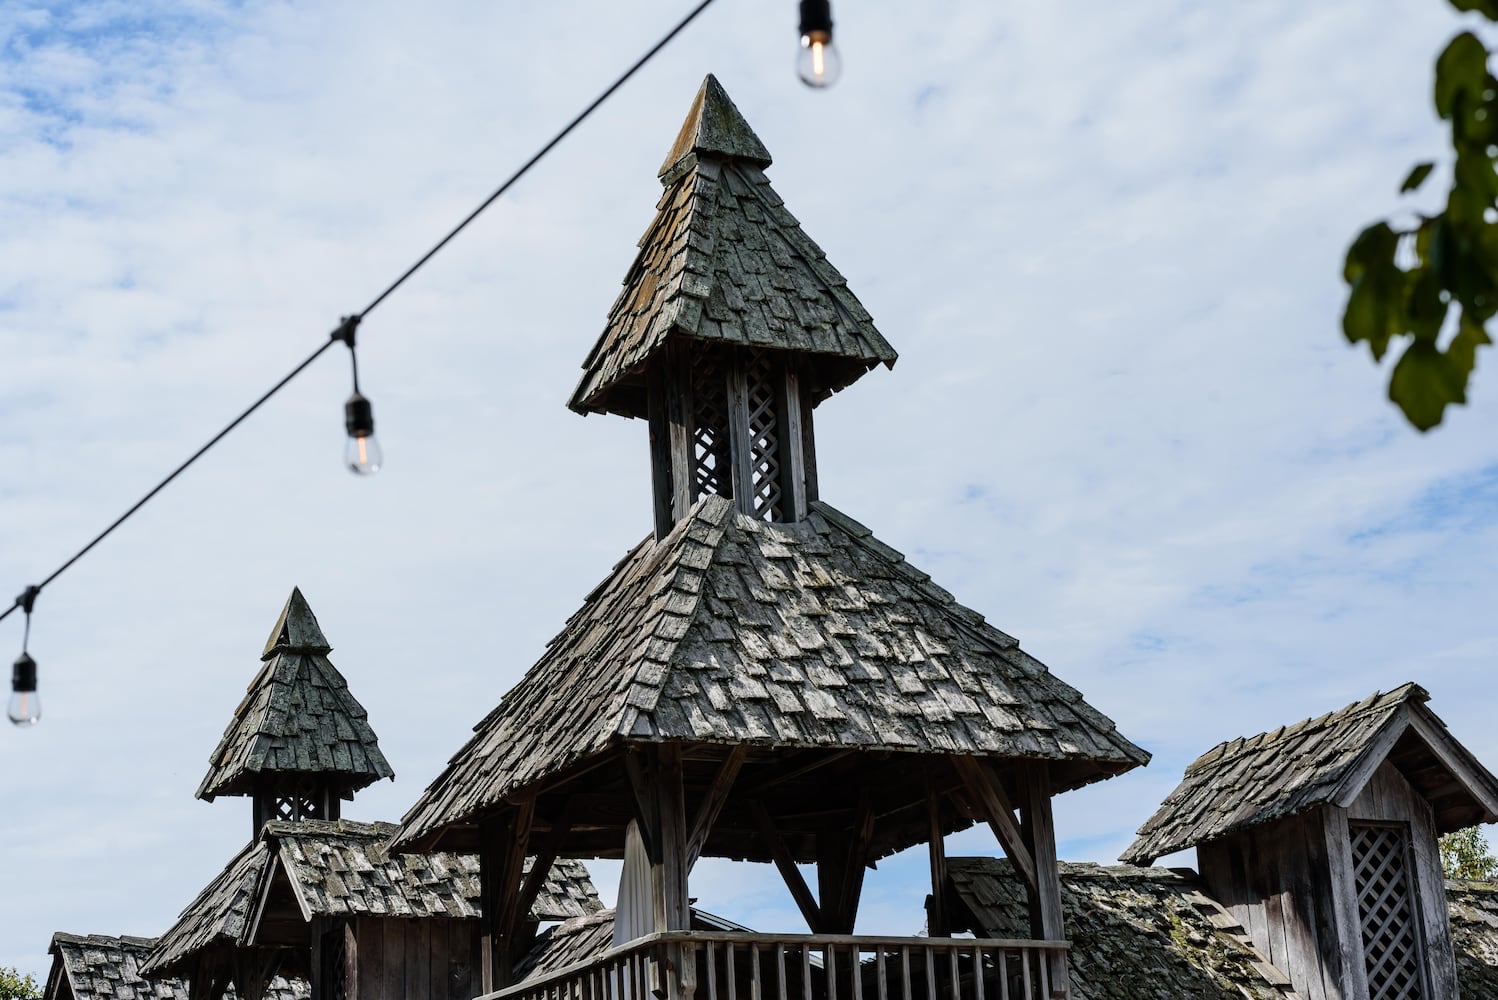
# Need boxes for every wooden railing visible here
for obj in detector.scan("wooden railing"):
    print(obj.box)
[490,932,1069,1000]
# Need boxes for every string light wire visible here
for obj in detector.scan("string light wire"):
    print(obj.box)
[0,0,719,628]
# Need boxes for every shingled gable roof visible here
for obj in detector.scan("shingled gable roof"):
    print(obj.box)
[256,819,601,924]
[393,494,1148,851]
[1121,682,1498,865]
[48,934,304,1000]
[197,588,393,801]
[145,820,603,977]
[569,74,897,419]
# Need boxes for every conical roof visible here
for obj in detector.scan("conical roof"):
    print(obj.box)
[570,74,897,419]
[394,496,1148,851]
[196,588,394,801]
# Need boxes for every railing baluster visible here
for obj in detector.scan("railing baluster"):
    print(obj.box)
[948,945,958,1000]
[996,951,1008,1000]
[707,941,719,1000]
[922,946,936,1000]
[752,944,763,1000]
[800,943,812,1000]
[875,946,888,1000]
[900,947,911,1000]
[827,946,838,1000]
[972,947,984,1000]
[1035,950,1048,1000]
[726,937,738,1000]
[1018,951,1031,1000]
[852,943,864,1000]
[776,944,788,1000]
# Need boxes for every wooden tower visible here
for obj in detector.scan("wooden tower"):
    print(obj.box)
[1124,683,1498,1000]
[394,76,1150,1000]
[196,587,394,838]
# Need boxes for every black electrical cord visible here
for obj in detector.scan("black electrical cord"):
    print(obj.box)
[0,0,719,627]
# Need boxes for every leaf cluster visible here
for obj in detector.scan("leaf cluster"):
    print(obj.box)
[1441,824,1498,880]
[1343,10,1498,430]
[0,967,40,1000]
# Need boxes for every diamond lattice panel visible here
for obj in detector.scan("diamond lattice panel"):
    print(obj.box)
[1351,822,1425,1000]
[745,350,782,521]
[691,351,731,501]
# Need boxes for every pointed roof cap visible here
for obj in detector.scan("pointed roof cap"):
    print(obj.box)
[659,74,772,177]
[571,75,897,418]
[263,587,330,658]
[1121,683,1498,865]
[196,589,394,801]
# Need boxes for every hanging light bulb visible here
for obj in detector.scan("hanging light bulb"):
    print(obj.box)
[332,315,383,476]
[797,0,841,89]
[344,391,383,476]
[9,652,39,727]
[9,585,40,727]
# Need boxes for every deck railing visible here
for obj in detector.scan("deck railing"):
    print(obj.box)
[490,932,1069,1000]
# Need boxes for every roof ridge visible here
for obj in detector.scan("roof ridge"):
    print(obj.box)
[658,74,772,178]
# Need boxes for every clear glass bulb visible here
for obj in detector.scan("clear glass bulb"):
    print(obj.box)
[345,433,383,476]
[8,689,40,726]
[797,31,841,88]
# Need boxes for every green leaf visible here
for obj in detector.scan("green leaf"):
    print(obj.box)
[1343,222,1397,284]
[1449,314,1493,375]
[1406,268,1449,342]
[1402,162,1436,192]
[1436,33,1489,120]
[1451,0,1498,21]
[1344,278,1394,358]
[1389,340,1467,430]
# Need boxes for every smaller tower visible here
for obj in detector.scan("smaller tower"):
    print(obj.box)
[197,588,394,837]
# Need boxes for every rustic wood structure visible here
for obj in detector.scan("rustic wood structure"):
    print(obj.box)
[44,933,303,1000]
[141,820,600,1000]
[1123,683,1498,1000]
[196,587,394,835]
[136,589,602,1000]
[392,74,1150,1000]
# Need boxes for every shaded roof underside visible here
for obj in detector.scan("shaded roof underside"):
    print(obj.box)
[948,858,1297,1000]
[396,496,1146,852]
[571,123,895,418]
[1122,683,1498,865]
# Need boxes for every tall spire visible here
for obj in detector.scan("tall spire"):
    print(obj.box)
[197,588,394,836]
[570,74,896,538]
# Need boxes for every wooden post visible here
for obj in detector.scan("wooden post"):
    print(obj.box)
[479,798,535,995]
[798,380,818,504]
[655,744,694,1000]
[926,782,949,937]
[726,355,755,516]
[1017,763,1067,999]
[687,746,748,870]
[778,367,808,521]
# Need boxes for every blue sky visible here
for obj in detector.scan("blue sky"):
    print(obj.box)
[5,0,1498,982]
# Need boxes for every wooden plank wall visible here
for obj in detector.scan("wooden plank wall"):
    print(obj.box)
[1198,810,1345,1000]
[353,917,481,1000]
[1343,761,1460,1000]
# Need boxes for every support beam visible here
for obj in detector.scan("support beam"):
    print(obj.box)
[950,756,1037,893]
[835,787,875,930]
[479,796,535,994]
[1017,762,1068,998]
[509,798,573,960]
[687,746,748,870]
[654,743,692,934]
[751,800,822,931]
[623,750,662,860]
[926,782,950,936]
[726,355,755,516]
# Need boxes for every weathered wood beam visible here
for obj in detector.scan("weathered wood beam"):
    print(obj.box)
[834,786,876,930]
[926,781,950,936]
[687,745,748,870]
[622,750,662,860]
[798,379,819,503]
[950,756,1037,893]
[742,749,856,796]
[751,800,823,931]
[1018,763,1067,998]
[509,798,573,958]
[726,355,755,516]
[654,743,692,934]
[778,365,809,521]
[479,796,535,993]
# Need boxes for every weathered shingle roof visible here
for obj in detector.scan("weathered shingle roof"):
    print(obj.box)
[947,858,1299,1000]
[48,934,188,1000]
[395,495,1147,849]
[1448,878,1498,999]
[47,934,304,1000]
[197,588,393,801]
[145,819,601,977]
[516,907,754,983]
[265,819,601,922]
[570,74,896,419]
[140,841,272,977]
[1121,683,1498,865]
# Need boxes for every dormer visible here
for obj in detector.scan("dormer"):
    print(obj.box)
[1124,683,1498,1000]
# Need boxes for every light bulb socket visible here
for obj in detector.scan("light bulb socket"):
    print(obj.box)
[799,0,833,38]
[345,392,375,438]
[13,652,36,693]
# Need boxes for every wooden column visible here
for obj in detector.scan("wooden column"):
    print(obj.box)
[1018,763,1068,999]
[926,782,950,936]
[814,787,874,934]
[726,356,755,516]
[798,380,819,503]
[649,351,696,540]
[478,798,535,995]
[777,366,809,522]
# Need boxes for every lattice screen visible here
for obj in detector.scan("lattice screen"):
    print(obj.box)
[745,350,783,521]
[1351,822,1426,1000]
[690,349,732,501]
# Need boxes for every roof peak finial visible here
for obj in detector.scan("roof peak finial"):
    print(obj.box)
[262,586,331,658]
[659,73,772,179]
